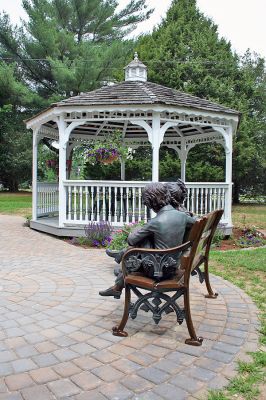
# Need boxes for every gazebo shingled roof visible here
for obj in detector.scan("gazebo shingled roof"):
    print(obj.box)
[54,81,240,116]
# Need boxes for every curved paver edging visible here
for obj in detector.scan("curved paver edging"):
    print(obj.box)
[0,215,260,400]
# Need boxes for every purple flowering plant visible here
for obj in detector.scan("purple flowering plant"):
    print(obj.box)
[84,221,112,247]
[235,227,266,248]
[85,130,128,165]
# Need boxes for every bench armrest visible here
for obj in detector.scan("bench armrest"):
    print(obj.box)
[121,241,191,278]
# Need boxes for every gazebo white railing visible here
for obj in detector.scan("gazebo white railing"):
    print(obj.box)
[36,181,231,228]
[37,182,59,216]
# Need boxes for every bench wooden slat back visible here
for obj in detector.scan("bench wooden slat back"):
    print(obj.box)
[182,209,223,287]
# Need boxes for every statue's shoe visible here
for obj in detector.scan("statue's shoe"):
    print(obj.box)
[99,287,121,299]
[106,248,120,257]
[106,248,123,264]
[114,266,122,276]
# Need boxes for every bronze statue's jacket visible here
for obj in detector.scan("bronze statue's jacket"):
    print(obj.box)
[127,205,195,249]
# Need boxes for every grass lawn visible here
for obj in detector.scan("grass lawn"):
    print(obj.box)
[233,204,266,229]
[208,248,266,400]
[0,192,32,216]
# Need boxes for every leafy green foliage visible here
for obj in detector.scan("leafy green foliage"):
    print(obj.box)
[185,143,225,182]
[0,0,265,199]
[0,106,32,191]
[83,146,183,181]
[211,228,225,248]
[0,0,152,97]
[0,1,152,189]
[84,146,152,181]
[108,220,145,250]
[137,0,266,199]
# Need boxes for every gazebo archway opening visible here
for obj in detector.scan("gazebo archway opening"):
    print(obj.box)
[185,142,226,183]
[159,146,181,182]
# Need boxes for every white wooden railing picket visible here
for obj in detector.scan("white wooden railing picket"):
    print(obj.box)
[37,182,59,216]
[36,181,230,227]
[185,183,227,215]
[64,181,149,226]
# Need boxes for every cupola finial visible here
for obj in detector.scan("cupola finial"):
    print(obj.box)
[124,53,147,82]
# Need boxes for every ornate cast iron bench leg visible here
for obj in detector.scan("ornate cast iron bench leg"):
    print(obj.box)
[112,285,131,337]
[184,289,203,346]
[204,258,218,299]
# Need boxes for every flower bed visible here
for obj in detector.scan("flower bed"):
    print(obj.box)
[66,222,266,251]
[213,227,266,250]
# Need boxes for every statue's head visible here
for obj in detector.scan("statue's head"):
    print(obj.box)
[165,179,188,208]
[143,182,170,213]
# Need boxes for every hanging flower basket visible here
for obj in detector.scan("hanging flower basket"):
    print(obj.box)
[46,159,57,168]
[85,131,128,166]
[66,159,72,171]
[96,147,119,164]
[98,155,119,164]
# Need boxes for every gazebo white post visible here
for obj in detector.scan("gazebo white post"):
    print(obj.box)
[120,122,128,181]
[58,116,68,227]
[215,126,233,228]
[57,118,86,226]
[151,112,161,182]
[224,127,233,227]
[66,143,75,179]
[180,139,187,182]
[120,159,125,180]
[32,127,41,221]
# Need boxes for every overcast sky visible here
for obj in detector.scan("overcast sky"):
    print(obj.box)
[0,0,265,58]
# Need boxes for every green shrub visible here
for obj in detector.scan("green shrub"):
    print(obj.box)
[108,221,145,250]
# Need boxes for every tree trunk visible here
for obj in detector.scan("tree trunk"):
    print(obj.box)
[4,177,19,192]
[233,181,240,204]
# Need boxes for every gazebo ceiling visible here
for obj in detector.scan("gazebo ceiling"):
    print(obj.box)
[43,118,215,144]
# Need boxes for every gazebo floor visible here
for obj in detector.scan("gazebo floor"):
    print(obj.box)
[30,217,86,237]
[30,215,232,238]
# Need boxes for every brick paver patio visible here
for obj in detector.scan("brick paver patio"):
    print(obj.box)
[0,215,260,399]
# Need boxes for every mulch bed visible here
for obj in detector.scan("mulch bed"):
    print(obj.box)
[214,228,265,251]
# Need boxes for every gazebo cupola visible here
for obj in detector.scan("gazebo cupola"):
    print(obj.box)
[124,52,147,82]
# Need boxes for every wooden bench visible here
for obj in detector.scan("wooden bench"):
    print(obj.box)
[112,209,223,346]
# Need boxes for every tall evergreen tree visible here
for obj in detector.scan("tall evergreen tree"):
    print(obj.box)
[0,63,33,191]
[0,0,152,98]
[137,0,266,201]
[0,0,153,190]
[232,52,266,200]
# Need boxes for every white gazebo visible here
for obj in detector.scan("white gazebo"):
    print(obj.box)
[26,53,240,236]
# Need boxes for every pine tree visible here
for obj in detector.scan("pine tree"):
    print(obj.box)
[0,0,152,98]
[137,0,266,200]
[0,0,153,190]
